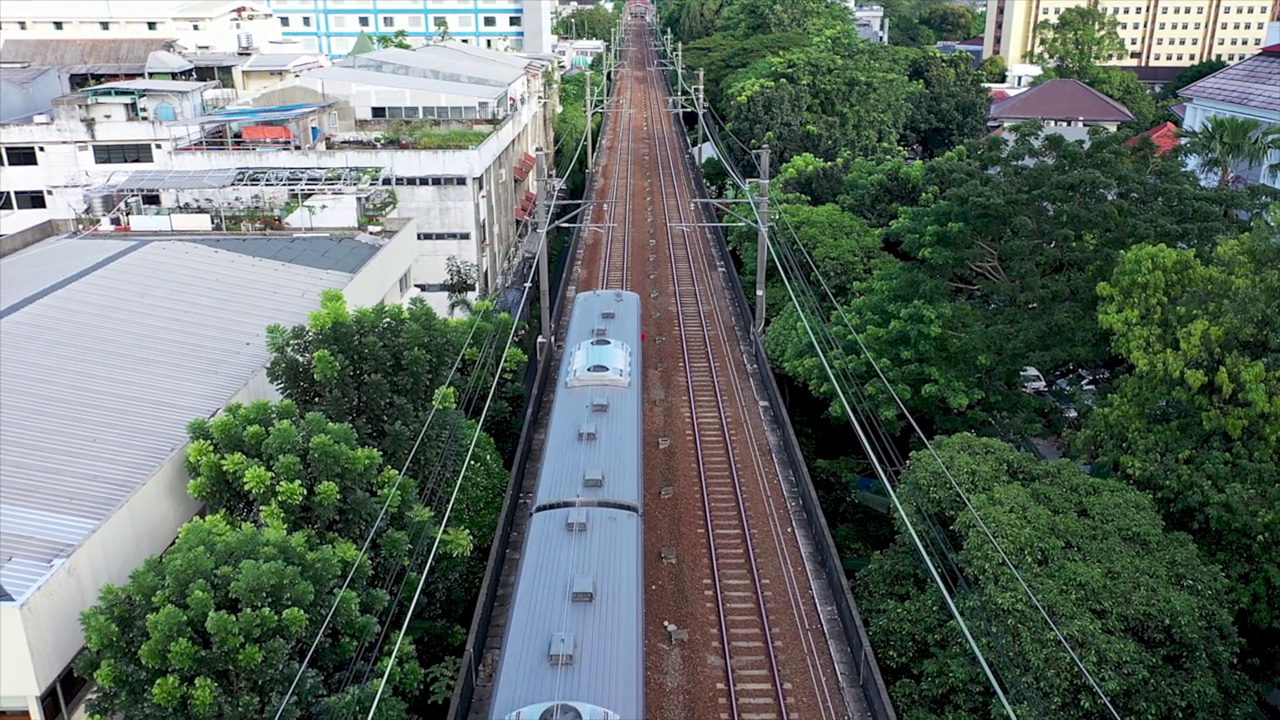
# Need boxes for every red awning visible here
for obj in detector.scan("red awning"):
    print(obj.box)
[513,164,530,181]
[523,190,537,203]
[520,152,536,169]
[519,194,535,211]
[242,124,292,139]
[515,205,530,222]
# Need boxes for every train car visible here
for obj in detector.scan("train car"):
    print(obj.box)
[490,290,645,720]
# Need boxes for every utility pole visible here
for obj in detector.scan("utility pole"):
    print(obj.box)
[676,41,684,95]
[695,69,705,162]
[535,145,552,356]
[753,144,770,334]
[585,69,594,172]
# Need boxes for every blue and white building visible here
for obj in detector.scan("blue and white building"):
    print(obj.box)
[267,0,556,56]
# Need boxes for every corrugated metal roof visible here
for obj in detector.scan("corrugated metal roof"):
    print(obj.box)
[0,38,184,75]
[1179,48,1280,113]
[533,290,643,509]
[0,238,358,601]
[303,66,508,99]
[348,47,524,88]
[489,508,644,719]
[240,53,320,72]
[90,79,208,93]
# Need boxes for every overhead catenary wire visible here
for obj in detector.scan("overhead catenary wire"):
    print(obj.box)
[271,305,489,720]
[364,202,552,718]
[773,205,1124,720]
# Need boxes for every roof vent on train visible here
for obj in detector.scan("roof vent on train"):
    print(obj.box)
[548,633,575,666]
[567,338,632,388]
[571,575,595,602]
[503,701,622,720]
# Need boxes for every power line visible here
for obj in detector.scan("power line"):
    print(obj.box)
[762,231,1019,719]
[272,307,489,720]
[364,208,550,718]
[773,207,1124,720]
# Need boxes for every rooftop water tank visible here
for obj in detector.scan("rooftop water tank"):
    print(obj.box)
[237,32,254,52]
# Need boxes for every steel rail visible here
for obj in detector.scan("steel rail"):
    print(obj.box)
[641,19,790,720]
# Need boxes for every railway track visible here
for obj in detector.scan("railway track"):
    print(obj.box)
[642,29,792,720]
[569,10,858,720]
[599,56,634,290]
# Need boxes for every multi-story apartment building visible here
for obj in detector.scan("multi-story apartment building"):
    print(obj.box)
[266,0,556,56]
[984,0,1280,75]
[0,0,285,53]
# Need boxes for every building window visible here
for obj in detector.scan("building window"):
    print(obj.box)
[17,21,28,29]
[483,15,496,27]
[1158,22,1166,29]
[398,271,412,295]
[385,15,397,27]
[509,15,522,27]
[417,231,472,240]
[408,15,422,27]
[302,16,312,27]
[100,21,111,30]
[280,16,290,26]
[12,190,48,209]
[358,15,370,27]
[52,21,64,29]
[92,144,154,164]
[2,146,38,166]
[332,15,347,27]
[147,21,158,30]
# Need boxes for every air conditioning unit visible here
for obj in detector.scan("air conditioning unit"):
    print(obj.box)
[32,113,51,124]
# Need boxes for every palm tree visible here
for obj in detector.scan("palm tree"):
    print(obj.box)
[1177,115,1279,188]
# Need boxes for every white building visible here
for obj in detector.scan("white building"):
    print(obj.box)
[1,40,556,308]
[846,3,888,44]
[1178,41,1280,188]
[0,226,419,720]
[0,0,284,54]
[269,0,556,56]
[0,80,218,237]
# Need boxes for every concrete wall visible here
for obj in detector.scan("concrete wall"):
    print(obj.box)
[0,72,64,123]
[343,221,422,307]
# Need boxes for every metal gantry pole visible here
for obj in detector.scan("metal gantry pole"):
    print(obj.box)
[753,144,770,334]
[535,145,552,353]
[585,68,594,172]
[695,68,705,162]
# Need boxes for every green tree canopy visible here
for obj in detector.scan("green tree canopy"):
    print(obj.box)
[1080,220,1280,688]
[553,4,618,41]
[763,134,1260,435]
[184,399,433,566]
[918,4,976,41]
[857,434,1253,720]
[265,291,513,543]
[77,516,420,720]
[1161,58,1227,99]
[724,29,914,164]
[1029,0,1124,79]
[901,49,991,159]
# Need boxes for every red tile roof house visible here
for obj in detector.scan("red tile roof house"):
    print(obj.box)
[1125,121,1180,156]
[988,79,1136,137]
[1177,44,1280,189]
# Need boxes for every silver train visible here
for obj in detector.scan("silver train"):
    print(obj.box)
[490,290,645,720]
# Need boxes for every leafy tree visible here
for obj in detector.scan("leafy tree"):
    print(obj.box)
[1029,0,1124,79]
[1160,58,1226,99]
[918,4,976,41]
[1083,67,1158,128]
[1178,115,1280,187]
[764,134,1261,435]
[77,516,420,720]
[1080,221,1280,688]
[683,30,810,114]
[978,53,1006,83]
[901,50,991,159]
[265,290,514,541]
[717,0,852,39]
[375,29,413,50]
[857,434,1253,720]
[443,255,478,316]
[725,29,914,164]
[553,5,618,41]
[184,399,436,567]
[888,19,937,49]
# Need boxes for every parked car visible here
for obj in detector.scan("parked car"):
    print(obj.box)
[1021,366,1049,394]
